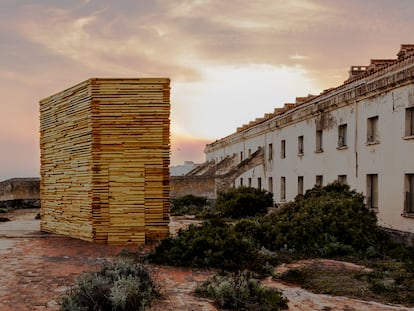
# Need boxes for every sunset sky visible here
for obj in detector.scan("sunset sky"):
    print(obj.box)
[0,0,413,180]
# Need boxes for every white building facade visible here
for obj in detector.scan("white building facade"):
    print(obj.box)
[205,45,414,235]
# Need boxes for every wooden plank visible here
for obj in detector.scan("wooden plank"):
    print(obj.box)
[40,78,170,245]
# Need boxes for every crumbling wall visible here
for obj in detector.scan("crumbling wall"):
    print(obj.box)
[171,176,216,200]
[0,178,40,201]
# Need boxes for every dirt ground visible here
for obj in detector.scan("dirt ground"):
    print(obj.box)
[0,209,412,311]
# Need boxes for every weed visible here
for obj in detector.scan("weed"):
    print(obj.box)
[59,259,159,311]
[195,271,288,310]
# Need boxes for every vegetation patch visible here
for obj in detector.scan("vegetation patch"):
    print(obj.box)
[259,182,383,257]
[149,182,414,307]
[149,219,260,271]
[215,186,273,219]
[59,259,159,311]
[170,194,209,216]
[195,271,288,311]
[276,258,414,307]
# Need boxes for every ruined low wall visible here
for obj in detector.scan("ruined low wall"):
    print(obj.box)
[381,227,414,247]
[0,178,40,201]
[171,176,216,200]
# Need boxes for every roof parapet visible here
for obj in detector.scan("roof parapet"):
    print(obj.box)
[397,44,414,60]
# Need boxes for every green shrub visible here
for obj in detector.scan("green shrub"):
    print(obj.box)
[170,194,209,216]
[195,271,288,310]
[215,186,273,219]
[259,182,382,256]
[149,219,259,271]
[59,259,159,311]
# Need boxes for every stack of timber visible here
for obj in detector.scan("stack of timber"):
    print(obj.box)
[40,78,170,245]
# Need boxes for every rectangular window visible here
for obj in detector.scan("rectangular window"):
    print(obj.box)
[258,177,262,190]
[298,135,304,155]
[248,177,252,187]
[316,130,323,152]
[248,148,252,157]
[405,107,414,136]
[338,124,347,147]
[281,140,286,158]
[315,175,323,187]
[366,174,378,209]
[268,177,273,193]
[280,177,286,200]
[240,151,243,162]
[240,178,243,187]
[338,175,347,184]
[367,116,379,143]
[405,174,414,214]
[268,143,273,160]
[298,176,304,195]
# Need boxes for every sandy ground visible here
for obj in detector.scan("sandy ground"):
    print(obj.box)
[0,209,413,311]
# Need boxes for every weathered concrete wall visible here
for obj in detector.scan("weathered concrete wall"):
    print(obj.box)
[171,176,216,199]
[0,178,40,201]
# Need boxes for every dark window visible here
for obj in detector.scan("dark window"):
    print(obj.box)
[240,178,243,187]
[298,136,304,155]
[315,175,323,187]
[316,130,323,152]
[248,177,252,187]
[406,108,414,136]
[280,177,286,200]
[366,174,378,209]
[281,140,286,158]
[298,176,304,195]
[268,143,273,160]
[338,175,347,184]
[338,124,347,147]
[367,116,379,143]
[405,174,414,213]
[258,177,262,190]
[268,177,273,193]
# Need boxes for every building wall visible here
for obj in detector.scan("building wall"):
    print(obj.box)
[40,78,170,245]
[205,48,414,235]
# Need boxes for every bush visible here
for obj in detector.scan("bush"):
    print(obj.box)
[149,219,259,271]
[259,182,382,256]
[59,259,159,311]
[215,186,273,219]
[170,194,209,216]
[195,271,288,310]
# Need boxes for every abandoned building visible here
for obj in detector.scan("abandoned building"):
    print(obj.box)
[40,78,170,245]
[172,44,414,238]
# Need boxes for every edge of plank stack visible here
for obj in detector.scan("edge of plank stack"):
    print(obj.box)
[40,78,170,245]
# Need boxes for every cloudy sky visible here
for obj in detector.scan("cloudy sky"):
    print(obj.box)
[0,0,413,180]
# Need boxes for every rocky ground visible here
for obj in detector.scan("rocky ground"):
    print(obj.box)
[0,209,413,311]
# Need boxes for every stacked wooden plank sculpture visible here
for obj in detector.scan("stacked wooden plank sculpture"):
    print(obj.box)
[40,78,170,245]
